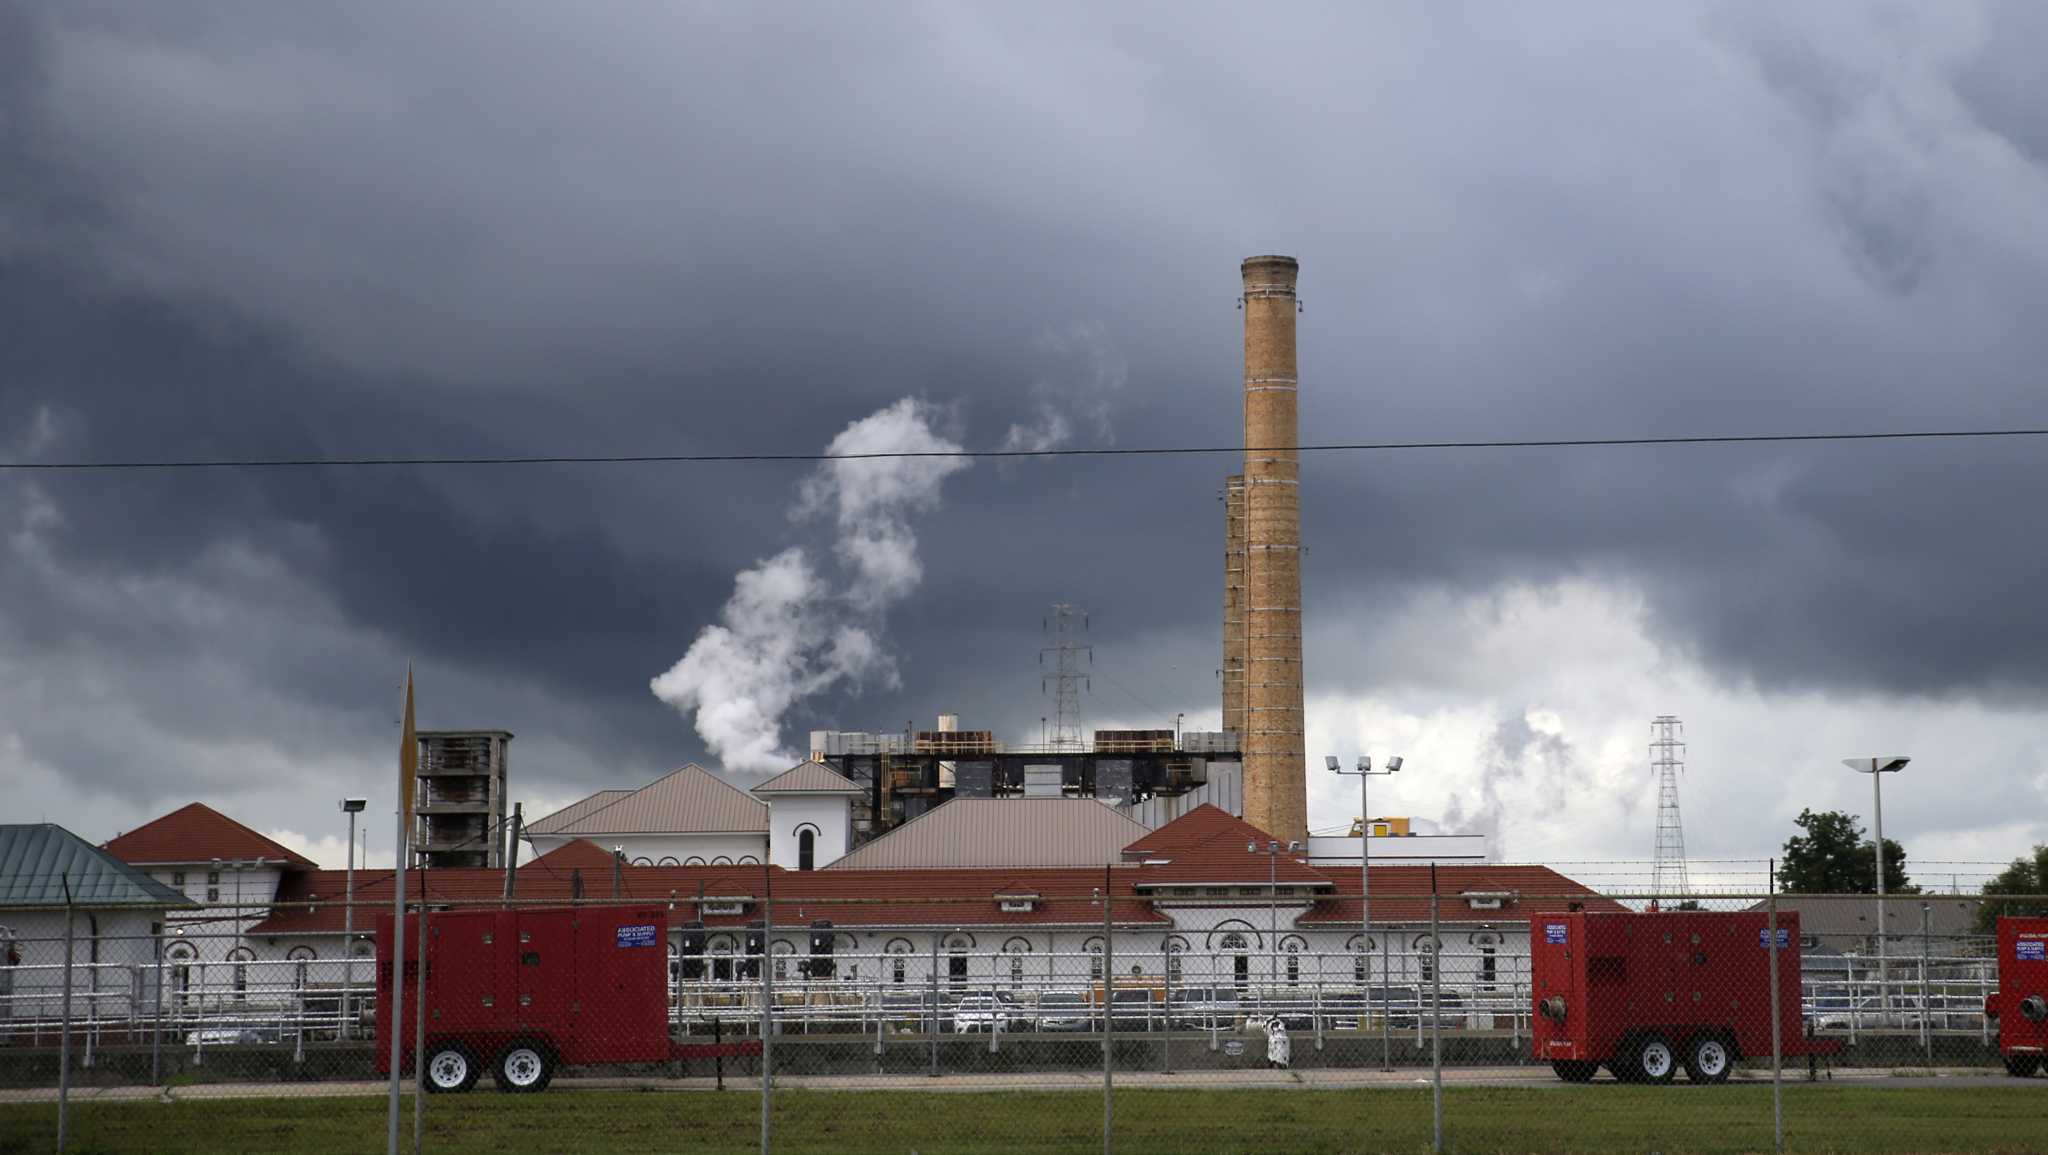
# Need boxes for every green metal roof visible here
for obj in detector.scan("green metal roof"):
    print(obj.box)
[0,824,196,909]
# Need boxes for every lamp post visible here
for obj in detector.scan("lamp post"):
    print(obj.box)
[1842,756,1909,1010]
[1246,839,1301,1007]
[340,798,366,1038]
[1327,753,1401,1070]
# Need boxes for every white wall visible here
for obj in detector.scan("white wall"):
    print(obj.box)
[766,795,851,871]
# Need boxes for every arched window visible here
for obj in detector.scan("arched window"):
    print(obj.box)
[708,935,737,983]
[1162,936,1188,983]
[885,938,914,985]
[1471,932,1501,990]
[1217,933,1251,988]
[944,934,974,985]
[797,827,817,872]
[1346,935,1378,985]
[1002,937,1032,989]
[1281,937,1306,986]
[658,857,681,867]
[684,856,707,867]
[166,941,198,1006]
[1412,935,1439,984]
[1204,921,1261,951]
[1083,936,1105,982]
[736,856,759,865]
[771,940,795,981]
[226,947,255,1002]
[711,856,733,867]
[286,945,316,990]
[631,856,653,867]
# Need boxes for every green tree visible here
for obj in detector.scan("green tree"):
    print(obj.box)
[1778,808,1914,894]
[1976,845,2048,932]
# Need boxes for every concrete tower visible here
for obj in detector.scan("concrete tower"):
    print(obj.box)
[1221,473,1247,742]
[1239,255,1306,843]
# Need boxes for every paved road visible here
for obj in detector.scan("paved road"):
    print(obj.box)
[3,1066,2033,1104]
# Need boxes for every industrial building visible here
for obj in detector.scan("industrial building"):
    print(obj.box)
[807,721,1243,844]
[412,730,512,870]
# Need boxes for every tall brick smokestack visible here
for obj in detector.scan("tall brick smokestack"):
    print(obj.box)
[1239,255,1305,843]
[1221,473,1247,743]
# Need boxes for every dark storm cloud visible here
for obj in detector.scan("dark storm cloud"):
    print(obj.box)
[3,1,2047,840]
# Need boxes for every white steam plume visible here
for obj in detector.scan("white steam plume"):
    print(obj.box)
[651,399,967,772]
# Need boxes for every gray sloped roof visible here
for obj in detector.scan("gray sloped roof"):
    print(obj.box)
[825,799,1151,871]
[751,761,862,795]
[1,824,195,909]
[542,765,768,835]
[525,789,634,835]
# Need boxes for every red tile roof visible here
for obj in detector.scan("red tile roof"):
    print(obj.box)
[248,859,1169,936]
[1121,806,1330,886]
[102,803,316,869]
[1297,865,1623,925]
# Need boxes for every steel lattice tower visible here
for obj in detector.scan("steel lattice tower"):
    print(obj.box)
[1650,715,1691,900]
[1040,604,1091,751]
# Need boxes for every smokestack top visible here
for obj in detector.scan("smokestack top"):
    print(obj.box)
[1241,254,1299,283]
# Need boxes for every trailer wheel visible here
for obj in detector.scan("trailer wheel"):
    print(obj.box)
[1551,1060,1597,1083]
[1632,1033,1678,1085]
[1684,1035,1733,1084]
[422,1042,479,1094]
[2005,1055,2041,1078]
[496,1041,554,1093]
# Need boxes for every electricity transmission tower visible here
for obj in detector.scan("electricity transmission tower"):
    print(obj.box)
[1039,604,1092,751]
[1650,715,1691,900]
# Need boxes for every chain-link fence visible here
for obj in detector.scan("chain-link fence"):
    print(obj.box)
[4,887,2044,1153]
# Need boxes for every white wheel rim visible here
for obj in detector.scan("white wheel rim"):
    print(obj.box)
[428,1051,468,1089]
[503,1047,544,1086]
[1642,1042,1673,1078]
[1696,1040,1728,1076]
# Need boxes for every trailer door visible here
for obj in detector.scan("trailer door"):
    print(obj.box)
[515,911,577,1038]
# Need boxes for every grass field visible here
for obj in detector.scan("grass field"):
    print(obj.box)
[2,1086,2043,1154]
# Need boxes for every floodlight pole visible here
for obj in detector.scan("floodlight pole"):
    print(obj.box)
[1843,758,1909,1012]
[1327,753,1402,1071]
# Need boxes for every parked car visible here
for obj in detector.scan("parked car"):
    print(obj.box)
[1169,986,1243,1030]
[1109,987,1157,1031]
[951,995,1013,1033]
[1037,991,1095,1032]
[185,1027,276,1047]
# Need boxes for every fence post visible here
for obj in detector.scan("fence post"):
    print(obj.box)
[1919,902,1931,1060]
[1102,868,1114,1155]
[1769,861,1783,1154]
[58,877,75,1155]
[927,934,939,1077]
[1428,865,1442,1155]
[151,930,165,1088]
[412,890,431,1155]
[760,877,773,1155]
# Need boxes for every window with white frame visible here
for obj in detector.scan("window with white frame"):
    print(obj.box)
[226,947,255,1002]
[1002,938,1031,990]
[885,938,914,985]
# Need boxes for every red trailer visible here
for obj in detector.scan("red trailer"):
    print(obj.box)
[375,904,758,1093]
[1529,910,1838,1084]
[1984,917,2048,1078]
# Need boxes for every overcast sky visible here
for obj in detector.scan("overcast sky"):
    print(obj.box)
[5,2,2046,884]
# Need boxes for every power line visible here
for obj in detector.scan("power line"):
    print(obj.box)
[4,426,2047,472]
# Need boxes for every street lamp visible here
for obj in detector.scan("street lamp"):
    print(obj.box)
[1245,839,1302,1005]
[1327,753,1402,1070]
[1842,756,1909,1009]
[341,798,366,1037]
